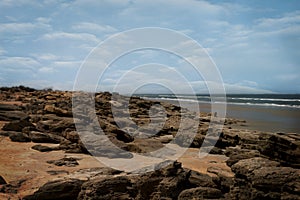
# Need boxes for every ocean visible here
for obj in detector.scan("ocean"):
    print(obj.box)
[135,94,300,133]
[137,94,300,109]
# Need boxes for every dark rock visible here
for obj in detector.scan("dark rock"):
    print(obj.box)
[188,170,217,188]
[47,170,69,175]
[44,105,72,117]
[9,132,31,142]
[112,129,134,143]
[2,118,34,132]
[56,140,88,154]
[0,131,16,137]
[225,147,262,167]
[62,130,79,143]
[0,111,27,121]
[178,187,223,200]
[228,157,300,200]
[31,144,53,152]
[0,179,26,194]
[0,176,6,185]
[0,104,20,111]
[231,157,280,178]
[23,179,84,200]
[250,167,300,196]
[260,133,300,168]
[36,117,75,134]
[78,176,134,200]
[29,131,64,144]
[47,157,79,167]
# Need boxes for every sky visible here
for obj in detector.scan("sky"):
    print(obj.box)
[0,0,299,94]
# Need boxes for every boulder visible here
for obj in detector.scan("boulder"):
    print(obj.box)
[178,187,223,200]
[225,147,262,167]
[23,179,84,200]
[0,111,27,121]
[29,131,64,144]
[228,157,300,199]
[31,144,53,152]
[260,133,300,167]
[44,105,72,117]
[36,117,75,134]
[47,157,79,167]
[9,132,31,142]
[2,118,34,132]
[188,170,218,188]
[78,176,134,200]
[231,157,280,178]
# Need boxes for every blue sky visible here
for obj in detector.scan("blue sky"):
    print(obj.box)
[0,0,299,93]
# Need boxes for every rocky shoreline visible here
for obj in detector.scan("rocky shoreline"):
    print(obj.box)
[0,86,299,200]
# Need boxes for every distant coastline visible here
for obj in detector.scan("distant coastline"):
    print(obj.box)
[137,94,300,133]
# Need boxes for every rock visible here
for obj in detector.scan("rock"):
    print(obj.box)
[133,161,190,199]
[67,167,122,180]
[44,105,72,117]
[0,179,26,194]
[231,157,280,178]
[178,187,223,200]
[29,131,64,144]
[9,132,31,142]
[47,170,69,176]
[56,140,88,154]
[47,157,79,167]
[74,161,224,199]
[31,144,53,152]
[2,118,34,132]
[0,131,16,137]
[188,170,217,188]
[250,167,300,195]
[78,176,134,200]
[23,179,84,200]
[207,166,234,194]
[260,133,300,168]
[0,104,20,111]
[225,147,262,167]
[62,131,79,143]
[36,117,75,134]
[228,157,300,200]
[0,176,6,185]
[0,111,27,121]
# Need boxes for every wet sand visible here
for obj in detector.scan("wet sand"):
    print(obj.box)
[155,99,300,133]
[198,103,300,133]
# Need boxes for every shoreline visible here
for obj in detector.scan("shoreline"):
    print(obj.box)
[153,98,300,133]
[0,87,299,199]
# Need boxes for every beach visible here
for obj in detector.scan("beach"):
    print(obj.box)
[197,102,300,133]
[143,95,300,133]
[0,87,299,199]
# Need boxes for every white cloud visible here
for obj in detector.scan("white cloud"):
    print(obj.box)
[237,80,259,88]
[0,23,36,33]
[72,22,117,33]
[0,48,7,55]
[52,61,82,69]
[32,53,74,61]
[40,32,100,43]
[35,17,52,24]
[0,56,40,72]
[38,67,55,73]
[0,19,51,35]
[0,0,41,7]
[32,53,60,61]
[255,11,300,28]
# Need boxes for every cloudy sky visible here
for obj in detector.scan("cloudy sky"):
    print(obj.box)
[0,0,299,93]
